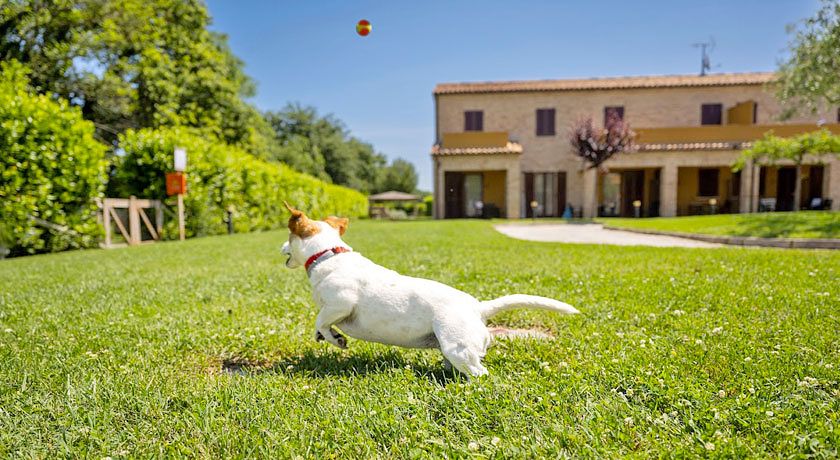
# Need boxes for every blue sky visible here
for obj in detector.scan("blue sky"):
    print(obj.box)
[205,0,819,191]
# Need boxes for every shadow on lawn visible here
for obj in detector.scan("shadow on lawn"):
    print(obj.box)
[731,213,839,238]
[220,349,462,384]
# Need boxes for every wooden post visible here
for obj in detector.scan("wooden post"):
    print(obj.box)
[129,195,141,245]
[155,201,163,240]
[177,193,185,241]
[103,200,112,247]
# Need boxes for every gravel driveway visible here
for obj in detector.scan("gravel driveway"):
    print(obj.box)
[494,223,722,248]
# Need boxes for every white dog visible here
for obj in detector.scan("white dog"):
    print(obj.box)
[280,203,579,377]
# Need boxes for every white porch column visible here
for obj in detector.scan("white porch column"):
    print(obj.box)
[827,157,840,211]
[433,159,445,219]
[582,168,598,218]
[660,164,678,217]
[505,164,521,219]
[738,159,754,214]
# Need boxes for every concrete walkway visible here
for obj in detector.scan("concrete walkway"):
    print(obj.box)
[494,223,723,248]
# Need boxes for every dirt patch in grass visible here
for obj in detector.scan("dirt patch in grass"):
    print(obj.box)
[489,326,554,340]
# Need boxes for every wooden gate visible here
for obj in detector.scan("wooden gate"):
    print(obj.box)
[101,197,163,248]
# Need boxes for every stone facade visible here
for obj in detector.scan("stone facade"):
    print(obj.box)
[432,73,839,218]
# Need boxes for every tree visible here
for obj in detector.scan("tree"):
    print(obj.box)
[776,0,840,118]
[377,159,418,193]
[733,129,840,210]
[264,104,387,192]
[0,0,276,153]
[568,111,636,170]
[0,60,108,256]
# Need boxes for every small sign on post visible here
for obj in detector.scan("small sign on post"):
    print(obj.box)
[168,148,187,241]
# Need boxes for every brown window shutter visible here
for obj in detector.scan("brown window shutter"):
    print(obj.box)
[546,109,555,135]
[524,173,534,218]
[556,172,567,216]
[464,111,483,131]
[604,106,624,126]
[701,104,723,125]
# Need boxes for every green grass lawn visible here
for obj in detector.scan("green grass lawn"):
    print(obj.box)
[1,220,838,457]
[600,211,840,239]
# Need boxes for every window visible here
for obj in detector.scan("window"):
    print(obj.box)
[701,104,723,125]
[698,169,719,196]
[524,172,567,217]
[732,170,741,196]
[536,108,556,136]
[464,111,483,131]
[604,106,624,127]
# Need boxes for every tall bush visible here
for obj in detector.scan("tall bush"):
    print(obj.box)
[0,61,108,256]
[113,127,367,238]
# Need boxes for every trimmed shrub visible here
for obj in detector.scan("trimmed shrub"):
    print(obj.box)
[113,127,367,237]
[0,61,108,256]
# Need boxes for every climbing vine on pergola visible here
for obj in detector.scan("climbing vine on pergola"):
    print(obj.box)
[734,128,840,211]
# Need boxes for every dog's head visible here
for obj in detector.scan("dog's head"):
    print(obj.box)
[281,201,349,269]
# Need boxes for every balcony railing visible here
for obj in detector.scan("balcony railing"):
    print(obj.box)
[441,131,509,148]
[635,123,840,144]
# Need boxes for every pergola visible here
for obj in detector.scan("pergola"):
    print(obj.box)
[368,191,420,202]
[368,191,421,218]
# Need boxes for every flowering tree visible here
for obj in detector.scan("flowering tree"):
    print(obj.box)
[568,111,637,170]
[734,129,840,211]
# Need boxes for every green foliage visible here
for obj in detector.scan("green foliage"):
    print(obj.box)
[0,60,108,256]
[377,158,419,193]
[733,129,840,170]
[0,220,838,456]
[0,0,277,154]
[423,194,434,216]
[264,104,387,192]
[112,127,367,238]
[777,0,840,118]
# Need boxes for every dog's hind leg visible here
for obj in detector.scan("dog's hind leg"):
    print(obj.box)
[434,321,490,378]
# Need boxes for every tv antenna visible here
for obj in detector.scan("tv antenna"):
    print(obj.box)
[692,37,715,76]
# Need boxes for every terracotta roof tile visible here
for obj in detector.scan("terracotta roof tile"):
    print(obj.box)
[434,73,776,95]
[637,141,753,152]
[431,142,523,156]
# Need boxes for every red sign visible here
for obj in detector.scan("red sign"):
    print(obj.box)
[166,172,187,196]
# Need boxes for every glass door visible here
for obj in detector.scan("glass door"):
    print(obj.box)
[464,173,483,217]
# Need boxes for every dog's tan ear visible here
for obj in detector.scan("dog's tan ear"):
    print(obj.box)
[285,202,319,238]
[324,216,349,236]
[284,201,302,218]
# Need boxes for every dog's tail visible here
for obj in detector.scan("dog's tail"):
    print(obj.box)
[477,294,579,321]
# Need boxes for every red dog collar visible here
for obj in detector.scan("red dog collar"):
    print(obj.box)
[305,246,352,272]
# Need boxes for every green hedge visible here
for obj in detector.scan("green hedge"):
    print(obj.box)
[0,61,108,256]
[113,127,367,237]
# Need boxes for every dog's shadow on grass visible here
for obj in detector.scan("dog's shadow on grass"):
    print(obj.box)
[221,349,463,385]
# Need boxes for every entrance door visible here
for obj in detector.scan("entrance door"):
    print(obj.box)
[776,167,796,211]
[524,172,566,217]
[620,170,644,217]
[463,173,483,217]
[806,165,824,208]
[444,172,465,218]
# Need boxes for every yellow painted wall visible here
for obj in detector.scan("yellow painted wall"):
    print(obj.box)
[762,167,778,198]
[635,123,840,144]
[726,101,756,125]
[482,170,507,214]
[677,167,736,215]
[443,132,508,148]
[677,168,697,215]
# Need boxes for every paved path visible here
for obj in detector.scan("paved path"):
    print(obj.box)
[494,223,722,248]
